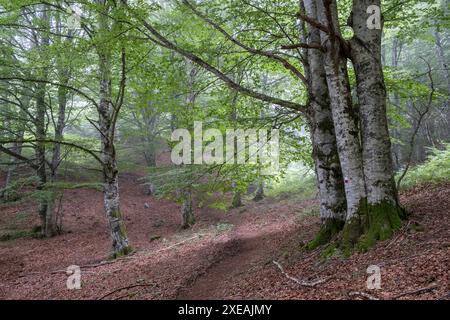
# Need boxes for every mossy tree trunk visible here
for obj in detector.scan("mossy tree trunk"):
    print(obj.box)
[96,0,131,258]
[302,0,347,249]
[34,5,56,238]
[315,0,368,250]
[348,0,404,248]
[181,188,195,229]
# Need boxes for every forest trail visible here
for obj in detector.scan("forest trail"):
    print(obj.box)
[0,173,448,300]
[175,214,298,299]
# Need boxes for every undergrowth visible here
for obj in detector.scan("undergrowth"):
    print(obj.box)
[398,144,450,189]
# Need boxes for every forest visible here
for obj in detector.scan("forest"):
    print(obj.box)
[0,0,449,301]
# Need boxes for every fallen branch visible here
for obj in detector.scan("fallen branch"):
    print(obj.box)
[385,221,411,249]
[98,283,154,300]
[273,260,329,287]
[150,234,203,255]
[348,291,380,300]
[392,284,438,299]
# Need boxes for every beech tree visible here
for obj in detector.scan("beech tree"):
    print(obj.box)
[0,0,446,259]
[123,0,413,252]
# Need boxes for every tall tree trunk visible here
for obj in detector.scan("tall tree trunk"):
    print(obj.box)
[230,89,242,208]
[50,75,68,180]
[97,1,131,258]
[315,0,368,249]
[50,21,72,180]
[349,0,403,248]
[35,81,54,237]
[180,187,194,228]
[303,0,347,249]
[253,179,265,202]
[390,37,403,170]
[179,58,197,228]
[142,107,158,168]
[34,5,56,238]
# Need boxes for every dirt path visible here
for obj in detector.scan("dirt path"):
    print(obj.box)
[176,224,283,299]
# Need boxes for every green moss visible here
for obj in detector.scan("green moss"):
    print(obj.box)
[111,208,122,219]
[110,245,133,259]
[357,201,403,252]
[337,197,368,255]
[340,218,363,256]
[319,243,337,259]
[306,218,344,250]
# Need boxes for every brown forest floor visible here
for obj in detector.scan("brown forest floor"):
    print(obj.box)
[0,173,448,300]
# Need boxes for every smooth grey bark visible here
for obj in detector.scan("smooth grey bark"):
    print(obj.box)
[179,58,197,228]
[315,0,367,229]
[33,6,57,238]
[98,57,131,258]
[303,0,347,244]
[97,1,131,257]
[230,90,242,208]
[180,187,194,228]
[50,21,73,180]
[50,84,67,180]
[143,123,158,167]
[140,106,159,195]
[390,37,403,170]
[349,0,402,213]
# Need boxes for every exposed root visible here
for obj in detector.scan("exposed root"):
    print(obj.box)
[273,261,330,287]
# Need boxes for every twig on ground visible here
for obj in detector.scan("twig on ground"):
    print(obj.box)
[98,283,154,300]
[273,260,330,287]
[392,284,438,299]
[385,221,411,249]
[348,291,380,300]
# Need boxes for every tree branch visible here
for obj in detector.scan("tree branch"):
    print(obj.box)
[181,0,307,86]
[124,4,306,113]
